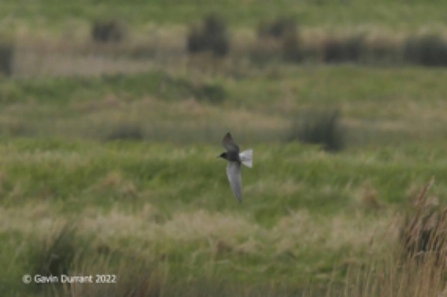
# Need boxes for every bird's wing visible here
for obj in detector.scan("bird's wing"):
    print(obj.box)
[226,161,242,202]
[222,132,240,153]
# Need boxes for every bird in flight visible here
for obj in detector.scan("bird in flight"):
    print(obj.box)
[218,132,253,202]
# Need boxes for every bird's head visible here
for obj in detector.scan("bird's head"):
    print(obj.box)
[218,152,228,160]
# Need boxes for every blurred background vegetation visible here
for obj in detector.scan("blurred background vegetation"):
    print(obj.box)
[2,0,447,296]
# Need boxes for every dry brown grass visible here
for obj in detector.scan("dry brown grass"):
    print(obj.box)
[66,93,289,143]
[333,178,447,297]
[64,257,164,297]
[14,50,153,78]
[8,25,447,81]
[337,254,447,297]
[3,178,447,296]
[399,178,447,266]
[353,182,383,211]
[90,171,139,199]
[7,25,447,87]
[0,202,393,259]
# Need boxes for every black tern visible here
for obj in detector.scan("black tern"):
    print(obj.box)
[219,132,253,202]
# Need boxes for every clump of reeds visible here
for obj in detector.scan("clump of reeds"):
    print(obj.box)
[403,34,447,67]
[257,16,297,39]
[399,177,447,267]
[92,19,128,43]
[321,35,366,63]
[187,13,230,57]
[29,224,78,278]
[335,178,447,297]
[254,16,302,63]
[0,41,14,77]
[288,109,345,152]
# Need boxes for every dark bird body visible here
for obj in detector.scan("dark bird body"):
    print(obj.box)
[219,151,240,162]
[219,133,253,202]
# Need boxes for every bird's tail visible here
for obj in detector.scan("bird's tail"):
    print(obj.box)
[240,149,253,168]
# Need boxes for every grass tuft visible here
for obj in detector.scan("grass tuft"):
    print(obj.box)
[0,42,14,77]
[282,29,302,62]
[92,19,128,43]
[336,180,447,297]
[194,83,227,104]
[403,34,447,67]
[400,178,447,268]
[187,13,230,57]
[29,224,78,279]
[288,109,345,152]
[322,35,366,63]
[257,16,298,39]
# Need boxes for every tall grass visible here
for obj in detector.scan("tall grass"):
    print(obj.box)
[92,19,128,43]
[321,35,365,63]
[187,13,230,57]
[288,109,345,152]
[338,254,446,297]
[29,224,79,278]
[337,179,447,297]
[9,27,447,82]
[1,139,447,295]
[403,34,447,67]
[0,42,14,77]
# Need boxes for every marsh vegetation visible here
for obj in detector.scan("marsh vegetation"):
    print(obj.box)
[1,1,447,296]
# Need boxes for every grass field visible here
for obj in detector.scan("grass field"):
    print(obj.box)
[2,66,447,146]
[2,0,447,31]
[1,138,445,296]
[1,65,447,295]
[2,1,447,296]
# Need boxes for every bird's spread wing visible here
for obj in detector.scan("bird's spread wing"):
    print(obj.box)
[222,132,240,153]
[226,161,242,202]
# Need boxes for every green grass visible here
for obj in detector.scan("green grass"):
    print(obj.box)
[2,65,447,146]
[1,0,447,32]
[1,57,447,297]
[2,1,447,296]
[1,137,446,295]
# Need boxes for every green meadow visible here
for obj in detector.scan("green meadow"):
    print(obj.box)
[1,1,447,296]
[2,0,447,30]
[2,138,447,296]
